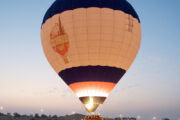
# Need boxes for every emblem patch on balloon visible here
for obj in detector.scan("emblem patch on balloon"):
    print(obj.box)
[50,17,69,64]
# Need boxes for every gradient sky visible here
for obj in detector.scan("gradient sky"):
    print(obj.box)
[0,0,180,120]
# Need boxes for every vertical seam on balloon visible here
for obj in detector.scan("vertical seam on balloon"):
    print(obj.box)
[105,6,116,79]
[71,3,80,67]
[49,16,57,71]
[126,14,132,69]
[120,2,126,70]
[129,17,135,67]
[98,8,102,65]
[86,8,89,65]
[118,12,125,70]
[112,1,115,66]
[127,15,134,69]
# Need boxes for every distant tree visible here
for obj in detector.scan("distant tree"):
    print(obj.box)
[13,112,21,117]
[52,115,58,118]
[7,112,12,117]
[30,118,36,120]
[0,112,5,116]
[29,114,34,118]
[162,118,170,120]
[22,114,28,118]
[41,114,47,118]
[35,113,40,118]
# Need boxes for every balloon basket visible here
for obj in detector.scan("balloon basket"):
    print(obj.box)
[84,114,102,120]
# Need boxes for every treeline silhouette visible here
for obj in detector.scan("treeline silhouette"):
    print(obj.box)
[0,112,171,120]
[0,112,85,120]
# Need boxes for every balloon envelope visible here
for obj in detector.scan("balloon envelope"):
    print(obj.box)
[41,0,141,112]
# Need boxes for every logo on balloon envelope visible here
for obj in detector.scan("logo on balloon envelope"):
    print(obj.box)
[50,17,69,64]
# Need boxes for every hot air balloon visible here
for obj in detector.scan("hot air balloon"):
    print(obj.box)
[41,0,141,115]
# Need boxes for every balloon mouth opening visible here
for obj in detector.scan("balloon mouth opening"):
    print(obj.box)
[79,96,106,113]
[85,97,94,110]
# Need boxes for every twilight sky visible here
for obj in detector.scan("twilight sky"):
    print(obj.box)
[0,0,180,120]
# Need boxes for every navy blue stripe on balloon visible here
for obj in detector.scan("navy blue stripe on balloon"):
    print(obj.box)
[42,0,140,25]
[59,66,126,85]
